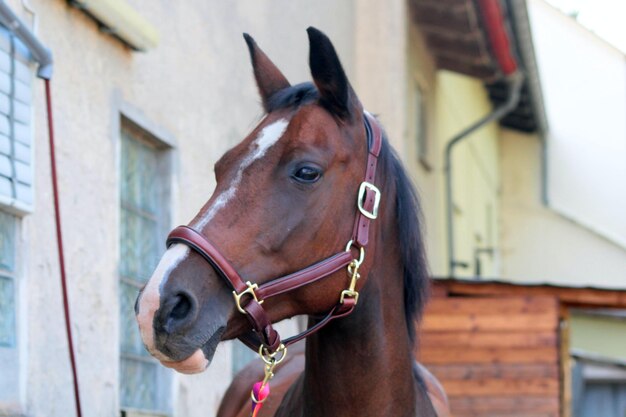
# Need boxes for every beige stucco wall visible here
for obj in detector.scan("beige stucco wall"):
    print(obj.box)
[404,21,442,278]
[430,71,501,279]
[2,1,367,416]
[358,11,502,281]
[499,129,626,288]
[352,0,409,153]
[402,23,503,281]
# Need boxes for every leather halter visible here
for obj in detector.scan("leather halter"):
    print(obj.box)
[166,112,383,354]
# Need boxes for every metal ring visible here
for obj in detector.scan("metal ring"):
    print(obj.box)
[345,240,365,266]
[251,389,269,404]
[258,343,287,366]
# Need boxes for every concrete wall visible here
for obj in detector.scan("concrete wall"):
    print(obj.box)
[2,1,361,416]
[529,0,626,250]
[499,129,626,287]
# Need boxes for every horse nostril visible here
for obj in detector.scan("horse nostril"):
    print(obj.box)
[170,293,193,320]
[156,291,198,336]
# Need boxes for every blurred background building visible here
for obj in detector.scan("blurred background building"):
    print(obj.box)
[0,0,623,416]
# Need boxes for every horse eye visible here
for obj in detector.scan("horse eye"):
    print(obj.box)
[292,166,322,183]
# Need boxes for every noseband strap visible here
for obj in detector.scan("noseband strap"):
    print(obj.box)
[166,112,383,354]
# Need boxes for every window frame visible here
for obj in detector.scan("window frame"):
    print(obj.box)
[0,24,35,215]
[0,210,16,348]
[0,18,33,413]
[0,210,21,412]
[412,75,431,172]
[115,98,177,417]
[572,357,626,417]
[231,340,256,376]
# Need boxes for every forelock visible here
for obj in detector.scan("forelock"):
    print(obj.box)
[266,82,319,113]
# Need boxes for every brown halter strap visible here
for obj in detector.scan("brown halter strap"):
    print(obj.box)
[166,112,383,354]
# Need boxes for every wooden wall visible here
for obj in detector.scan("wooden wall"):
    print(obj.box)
[417,296,562,417]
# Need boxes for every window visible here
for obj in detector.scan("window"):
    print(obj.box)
[232,342,256,376]
[0,21,33,408]
[0,25,34,213]
[119,119,172,415]
[0,210,17,402]
[413,80,430,171]
[572,358,626,417]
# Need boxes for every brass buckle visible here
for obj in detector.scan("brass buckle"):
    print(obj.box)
[232,281,263,314]
[357,181,381,220]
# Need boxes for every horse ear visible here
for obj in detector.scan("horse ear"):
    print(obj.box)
[243,33,291,111]
[307,27,359,120]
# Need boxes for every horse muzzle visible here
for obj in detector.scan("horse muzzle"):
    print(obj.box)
[135,243,231,373]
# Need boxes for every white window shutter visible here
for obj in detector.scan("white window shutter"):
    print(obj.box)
[0,25,33,213]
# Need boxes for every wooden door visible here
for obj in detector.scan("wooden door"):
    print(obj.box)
[417,296,562,417]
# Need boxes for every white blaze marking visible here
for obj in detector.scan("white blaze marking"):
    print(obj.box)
[194,118,289,229]
[137,243,190,358]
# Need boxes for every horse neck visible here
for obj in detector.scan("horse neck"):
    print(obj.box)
[301,205,419,417]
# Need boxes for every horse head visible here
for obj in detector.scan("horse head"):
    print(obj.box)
[135,28,380,374]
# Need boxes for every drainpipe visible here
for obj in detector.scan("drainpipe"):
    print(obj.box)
[0,1,52,79]
[445,72,523,278]
[445,0,525,278]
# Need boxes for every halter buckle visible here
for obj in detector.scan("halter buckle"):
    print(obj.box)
[233,281,263,314]
[357,181,381,220]
[340,289,359,304]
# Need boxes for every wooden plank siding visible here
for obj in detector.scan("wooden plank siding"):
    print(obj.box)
[434,279,626,309]
[417,296,561,417]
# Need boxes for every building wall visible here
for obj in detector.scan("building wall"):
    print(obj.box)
[431,71,501,279]
[353,0,409,153]
[7,1,502,413]
[499,129,626,288]
[528,0,626,250]
[6,0,622,416]
[570,313,626,361]
[403,19,503,280]
[1,1,363,416]
[403,21,448,280]
[418,294,562,417]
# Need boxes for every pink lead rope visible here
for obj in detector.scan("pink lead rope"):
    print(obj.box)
[249,344,286,417]
[250,380,271,417]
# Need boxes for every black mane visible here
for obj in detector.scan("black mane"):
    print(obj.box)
[379,138,430,342]
[268,83,430,342]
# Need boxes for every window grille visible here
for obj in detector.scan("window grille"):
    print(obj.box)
[0,20,31,407]
[119,121,172,415]
[0,209,18,402]
[0,25,33,213]
[232,342,256,376]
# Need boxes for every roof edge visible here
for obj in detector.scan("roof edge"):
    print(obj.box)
[507,0,549,133]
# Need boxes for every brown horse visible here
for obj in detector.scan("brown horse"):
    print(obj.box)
[135,27,449,416]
